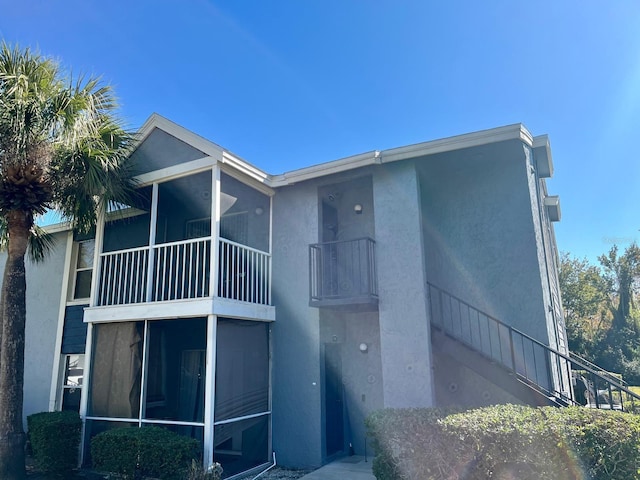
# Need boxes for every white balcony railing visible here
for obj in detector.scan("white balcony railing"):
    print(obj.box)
[218,238,271,305]
[97,238,270,307]
[98,245,150,306]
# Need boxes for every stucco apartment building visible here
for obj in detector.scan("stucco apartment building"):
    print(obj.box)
[7,115,567,478]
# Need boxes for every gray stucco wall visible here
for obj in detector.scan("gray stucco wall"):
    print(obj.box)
[373,161,434,408]
[318,176,375,241]
[130,128,207,176]
[418,140,551,344]
[432,350,524,407]
[271,170,385,465]
[0,231,67,427]
[271,182,323,468]
[319,309,383,456]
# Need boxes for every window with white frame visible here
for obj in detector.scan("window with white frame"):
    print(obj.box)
[60,354,84,412]
[71,240,95,300]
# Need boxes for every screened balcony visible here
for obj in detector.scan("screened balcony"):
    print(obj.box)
[309,237,378,309]
[92,170,272,309]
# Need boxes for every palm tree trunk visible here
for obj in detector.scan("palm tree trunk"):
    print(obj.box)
[0,210,31,480]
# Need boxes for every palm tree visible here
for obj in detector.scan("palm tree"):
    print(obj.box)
[0,43,136,479]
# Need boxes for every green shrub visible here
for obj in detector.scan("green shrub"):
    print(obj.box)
[365,407,464,480]
[27,411,82,473]
[542,407,640,480]
[366,404,640,480]
[440,405,575,480]
[91,425,200,479]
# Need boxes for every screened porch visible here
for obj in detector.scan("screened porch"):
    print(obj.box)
[83,317,271,478]
[92,170,272,308]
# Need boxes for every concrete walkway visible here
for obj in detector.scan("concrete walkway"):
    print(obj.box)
[300,456,375,480]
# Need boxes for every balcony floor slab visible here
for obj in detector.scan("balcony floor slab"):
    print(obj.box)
[84,297,275,323]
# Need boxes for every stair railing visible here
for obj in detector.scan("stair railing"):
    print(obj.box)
[427,283,640,412]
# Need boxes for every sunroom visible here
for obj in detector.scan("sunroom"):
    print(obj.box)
[78,117,275,477]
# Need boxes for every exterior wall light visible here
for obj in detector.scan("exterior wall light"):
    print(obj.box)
[359,343,368,353]
[354,204,363,214]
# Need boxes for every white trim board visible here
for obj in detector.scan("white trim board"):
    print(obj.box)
[83,298,276,323]
[41,120,552,234]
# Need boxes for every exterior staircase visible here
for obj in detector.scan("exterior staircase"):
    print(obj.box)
[428,283,640,412]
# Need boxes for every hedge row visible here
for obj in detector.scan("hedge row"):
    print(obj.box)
[366,404,640,480]
[91,425,201,479]
[27,411,82,473]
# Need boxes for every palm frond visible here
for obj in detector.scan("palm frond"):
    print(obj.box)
[51,115,138,234]
[0,217,55,263]
[1,41,136,243]
[27,224,55,263]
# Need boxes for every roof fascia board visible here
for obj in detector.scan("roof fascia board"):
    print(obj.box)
[42,221,72,234]
[220,152,274,194]
[269,151,380,187]
[219,163,275,197]
[270,124,534,187]
[381,124,532,163]
[135,156,216,186]
[136,113,225,160]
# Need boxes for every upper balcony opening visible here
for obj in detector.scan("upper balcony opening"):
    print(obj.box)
[309,176,378,310]
[95,168,272,308]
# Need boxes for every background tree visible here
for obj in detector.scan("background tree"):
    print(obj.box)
[0,43,135,480]
[560,244,640,384]
[558,252,610,358]
[597,244,640,381]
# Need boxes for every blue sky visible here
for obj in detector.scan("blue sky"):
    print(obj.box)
[1,1,639,261]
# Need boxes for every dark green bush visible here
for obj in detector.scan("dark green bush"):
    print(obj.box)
[91,425,200,479]
[366,404,640,480]
[27,410,82,473]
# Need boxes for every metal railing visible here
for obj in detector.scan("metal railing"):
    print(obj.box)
[218,238,271,305]
[98,245,150,305]
[97,238,271,306]
[428,283,640,412]
[309,237,377,303]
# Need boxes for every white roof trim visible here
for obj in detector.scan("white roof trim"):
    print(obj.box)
[136,114,273,189]
[135,117,540,188]
[381,124,533,164]
[269,151,380,187]
[271,124,535,186]
[135,113,224,160]
[42,221,72,234]
[39,121,549,234]
[221,151,272,187]
[532,134,554,178]
[135,156,217,186]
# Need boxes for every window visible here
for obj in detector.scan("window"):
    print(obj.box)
[60,354,84,412]
[72,240,95,300]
